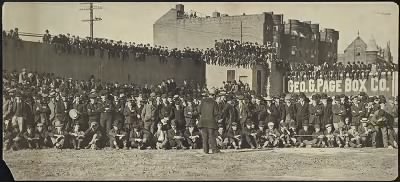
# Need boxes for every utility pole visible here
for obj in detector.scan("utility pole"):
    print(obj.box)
[232,21,250,43]
[240,21,243,43]
[80,2,102,40]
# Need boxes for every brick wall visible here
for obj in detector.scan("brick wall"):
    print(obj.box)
[154,9,267,49]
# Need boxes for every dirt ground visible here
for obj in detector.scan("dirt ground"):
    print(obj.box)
[3,147,398,181]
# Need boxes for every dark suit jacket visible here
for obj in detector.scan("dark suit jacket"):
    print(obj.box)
[282,103,296,122]
[295,102,309,125]
[198,98,218,129]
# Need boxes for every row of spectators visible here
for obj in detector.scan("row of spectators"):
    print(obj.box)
[286,61,398,80]
[4,28,397,73]
[3,28,278,67]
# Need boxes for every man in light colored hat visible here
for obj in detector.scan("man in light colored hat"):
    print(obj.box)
[323,124,336,148]
[49,120,67,149]
[198,88,219,153]
[264,121,280,148]
[358,118,373,147]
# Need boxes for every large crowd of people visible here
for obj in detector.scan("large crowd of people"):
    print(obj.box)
[3,68,398,151]
[287,61,398,81]
[4,28,279,68]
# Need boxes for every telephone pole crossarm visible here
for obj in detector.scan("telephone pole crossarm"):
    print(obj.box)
[80,2,102,40]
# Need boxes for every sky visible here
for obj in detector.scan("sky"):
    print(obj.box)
[3,2,399,61]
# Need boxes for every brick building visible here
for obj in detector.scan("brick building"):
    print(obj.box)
[338,33,393,64]
[153,4,339,95]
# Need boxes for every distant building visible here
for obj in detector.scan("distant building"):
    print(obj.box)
[153,4,339,95]
[338,32,393,64]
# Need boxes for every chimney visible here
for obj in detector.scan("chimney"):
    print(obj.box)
[176,4,184,12]
[212,11,220,18]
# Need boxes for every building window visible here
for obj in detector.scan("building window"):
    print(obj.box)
[274,25,279,31]
[227,70,235,82]
[355,47,361,56]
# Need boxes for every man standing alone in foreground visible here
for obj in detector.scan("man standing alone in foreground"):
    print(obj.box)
[198,88,219,154]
